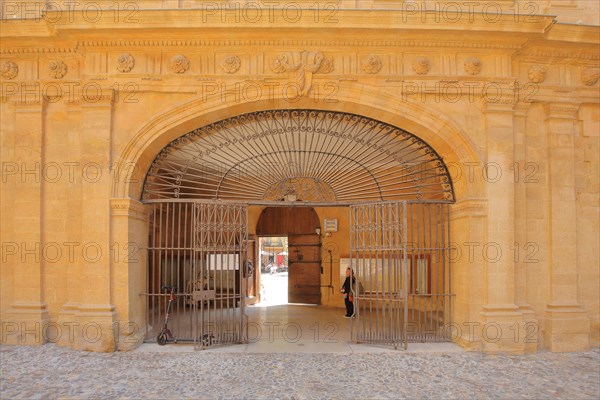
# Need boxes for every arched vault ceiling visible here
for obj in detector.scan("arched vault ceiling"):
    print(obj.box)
[142,110,455,204]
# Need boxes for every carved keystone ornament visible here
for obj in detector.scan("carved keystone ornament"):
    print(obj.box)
[271,51,334,96]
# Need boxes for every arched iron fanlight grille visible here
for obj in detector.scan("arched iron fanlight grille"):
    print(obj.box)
[142,110,455,203]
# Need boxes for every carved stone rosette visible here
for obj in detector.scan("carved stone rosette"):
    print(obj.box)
[464,57,482,75]
[361,55,382,74]
[220,55,241,74]
[117,53,135,73]
[169,55,190,74]
[581,67,599,86]
[412,57,431,75]
[48,60,67,79]
[1,60,18,79]
[528,65,547,83]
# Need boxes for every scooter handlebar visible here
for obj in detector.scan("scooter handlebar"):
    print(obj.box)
[161,285,176,292]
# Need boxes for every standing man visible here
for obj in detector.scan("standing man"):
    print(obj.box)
[340,267,356,318]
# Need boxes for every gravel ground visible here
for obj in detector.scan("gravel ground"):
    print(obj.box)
[1,344,599,399]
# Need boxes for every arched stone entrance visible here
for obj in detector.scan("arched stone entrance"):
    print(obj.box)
[109,92,486,351]
[133,109,458,348]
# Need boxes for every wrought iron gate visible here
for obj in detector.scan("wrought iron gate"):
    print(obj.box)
[145,200,248,349]
[350,201,452,349]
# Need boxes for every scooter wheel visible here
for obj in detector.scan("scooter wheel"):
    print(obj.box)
[157,332,167,346]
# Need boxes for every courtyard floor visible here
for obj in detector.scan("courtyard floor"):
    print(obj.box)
[1,342,599,399]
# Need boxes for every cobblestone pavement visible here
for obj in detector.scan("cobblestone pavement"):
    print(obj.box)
[1,344,599,400]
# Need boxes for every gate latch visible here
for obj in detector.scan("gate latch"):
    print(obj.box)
[193,290,216,301]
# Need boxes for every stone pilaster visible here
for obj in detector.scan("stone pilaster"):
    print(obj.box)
[450,199,487,350]
[514,103,538,353]
[3,100,50,345]
[72,91,117,352]
[56,100,83,348]
[543,102,590,352]
[479,101,525,354]
[110,198,148,351]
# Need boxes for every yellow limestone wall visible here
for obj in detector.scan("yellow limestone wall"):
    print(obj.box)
[0,4,598,353]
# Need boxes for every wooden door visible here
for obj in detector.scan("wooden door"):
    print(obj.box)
[288,233,321,304]
[256,206,322,304]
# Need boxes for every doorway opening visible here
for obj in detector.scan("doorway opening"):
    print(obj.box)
[139,109,457,349]
[255,206,322,305]
[257,236,289,306]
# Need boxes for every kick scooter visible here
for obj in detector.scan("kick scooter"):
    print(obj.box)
[157,285,178,345]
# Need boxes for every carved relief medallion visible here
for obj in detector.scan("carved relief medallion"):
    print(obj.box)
[412,57,431,75]
[464,57,482,75]
[1,60,18,79]
[361,55,382,74]
[169,55,190,74]
[270,51,334,95]
[581,67,599,86]
[117,53,135,73]
[528,65,547,83]
[48,60,67,79]
[220,55,241,74]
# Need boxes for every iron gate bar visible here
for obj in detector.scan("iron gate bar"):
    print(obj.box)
[143,201,248,349]
[350,201,452,349]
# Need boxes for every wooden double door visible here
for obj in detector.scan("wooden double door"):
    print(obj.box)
[256,207,321,305]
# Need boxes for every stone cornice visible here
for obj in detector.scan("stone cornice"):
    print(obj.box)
[76,39,525,50]
[1,40,524,55]
[43,10,555,34]
[0,47,79,55]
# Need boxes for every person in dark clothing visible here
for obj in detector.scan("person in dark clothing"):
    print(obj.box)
[340,267,356,318]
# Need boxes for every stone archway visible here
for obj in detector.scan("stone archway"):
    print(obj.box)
[110,94,485,349]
